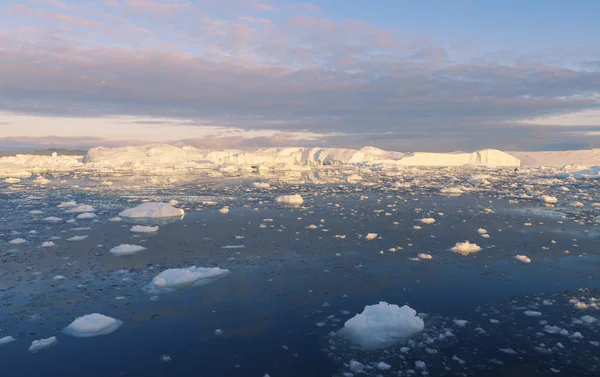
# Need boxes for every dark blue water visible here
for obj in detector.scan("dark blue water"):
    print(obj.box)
[1,182,600,376]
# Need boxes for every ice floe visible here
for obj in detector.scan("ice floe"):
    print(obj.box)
[147,266,230,293]
[109,244,147,256]
[451,241,482,255]
[62,313,123,337]
[130,225,159,233]
[28,336,57,353]
[119,202,184,218]
[275,194,304,205]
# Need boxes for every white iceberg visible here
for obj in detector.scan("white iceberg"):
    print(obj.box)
[130,225,159,233]
[109,244,147,256]
[76,212,97,219]
[147,266,230,293]
[119,202,184,218]
[451,241,482,255]
[41,241,55,247]
[29,336,57,353]
[419,218,435,224]
[0,336,16,346]
[8,238,26,245]
[514,255,531,263]
[57,201,78,208]
[337,302,424,349]
[62,313,123,337]
[275,194,304,206]
[539,195,558,204]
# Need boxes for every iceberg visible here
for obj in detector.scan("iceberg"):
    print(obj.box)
[62,313,123,337]
[337,302,424,349]
[109,244,147,256]
[275,194,304,206]
[147,266,230,293]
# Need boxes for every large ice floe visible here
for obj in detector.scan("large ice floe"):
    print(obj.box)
[337,302,425,349]
[119,202,184,218]
[109,244,147,256]
[62,313,123,337]
[275,194,304,206]
[146,266,230,293]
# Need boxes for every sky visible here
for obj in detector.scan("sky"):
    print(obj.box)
[1,0,600,152]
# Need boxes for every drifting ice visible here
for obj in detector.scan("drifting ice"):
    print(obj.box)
[62,313,123,337]
[337,301,424,349]
[109,244,147,256]
[119,202,184,218]
[28,337,57,353]
[451,241,482,255]
[130,225,159,233]
[148,266,230,293]
[275,194,304,205]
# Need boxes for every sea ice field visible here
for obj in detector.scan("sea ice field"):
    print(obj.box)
[1,147,600,377]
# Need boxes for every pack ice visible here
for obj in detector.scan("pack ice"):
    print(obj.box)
[147,266,230,293]
[337,302,424,349]
[62,313,123,337]
[119,202,184,218]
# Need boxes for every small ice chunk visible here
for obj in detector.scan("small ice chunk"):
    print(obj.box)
[28,336,57,353]
[251,182,271,189]
[451,241,481,255]
[119,202,184,218]
[130,225,159,233]
[161,355,172,362]
[364,233,378,241]
[581,315,597,324]
[540,195,558,204]
[275,194,304,206]
[337,302,424,349]
[52,275,66,281]
[0,336,16,346]
[524,311,542,317]
[148,266,230,293]
[29,210,43,215]
[215,329,223,336]
[477,228,488,234]
[514,255,531,263]
[109,244,147,256]
[109,217,122,222]
[66,205,95,213]
[219,207,229,214]
[76,212,97,219]
[44,216,63,222]
[57,201,78,208]
[349,360,365,372]
[419,218,435,224]
[417,253,432,260]
[62,313,123,337]
[415,360,426,369]
[41,241,55,247]
[67,235,88,241]
[376,361,391,370]
[453,319,468,327]
[8,238,27,245]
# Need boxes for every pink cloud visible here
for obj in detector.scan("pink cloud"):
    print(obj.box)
[254,3,276,12]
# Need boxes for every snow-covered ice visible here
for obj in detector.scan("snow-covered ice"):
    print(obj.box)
[28,336,57,353]
[119,202,184,218]
[66,204,95,213]
[109,244,147,256]
[337,302,424,349]
[0,336,16,346]
[275,194,304,206]
[514,255,531,263]
[130,225,159,233]
[62,313,123,337]
[451,241,482,255]
[76,212,97,219]
[148,266,230,293]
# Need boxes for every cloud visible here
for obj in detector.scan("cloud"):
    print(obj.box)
[1,2,600,151]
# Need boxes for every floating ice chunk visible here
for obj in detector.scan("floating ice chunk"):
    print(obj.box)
[514,255,531,263]
[41,241,55,247]
[66,205,95,213]
[109,244,147,256]
[76,212,97,219]
[4,178,20,183]
[130,225,159,233]
[477,228,487,234]
[337,302,424,349]
[57,201,78,208]
[349,360,365,372]
[29,210,43,215]
[215,329,223,336]
[570,201,584,207]
[219,207,229,214]
[251,182,271,189]
[221,245,245,249]
[147,266,230,293]
[161,355,172,362]
[62,313,123,337]
[376,361,391,370]
[500,348,517,355]
[275,194,304,206]
[440,187,464,195]
[364,233,378,241]
[417,253,432,260]
[419,218,435,224]
[44,216,63,222]
[540,196,558,204]
[524,311,542,317]
[52,275,66,281]
[67,235,88,241]
[109,217,122,222]
[8,238,26,245]
[119,202,184,218]
[306,224,318,229]
[451,241,481,255]
[453,320,468,327]
[28,337,57,353]
[415,360,426,370]
[0,336,16,346]
[581,315,597,324]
